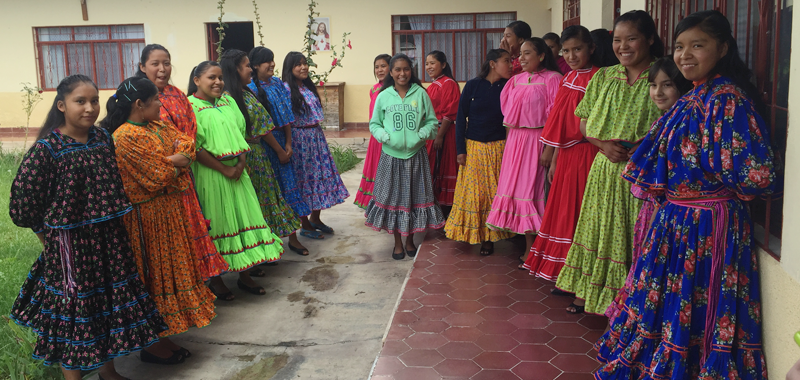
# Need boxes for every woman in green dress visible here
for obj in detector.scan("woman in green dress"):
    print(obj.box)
[188,60,284,300]
[554,11,664,315]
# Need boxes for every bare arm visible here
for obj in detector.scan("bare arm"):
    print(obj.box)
[196,149,240,179]
[433,119,452,150]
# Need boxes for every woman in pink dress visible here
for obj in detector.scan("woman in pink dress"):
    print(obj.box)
[355,54,391,209]
[485,38,562,260]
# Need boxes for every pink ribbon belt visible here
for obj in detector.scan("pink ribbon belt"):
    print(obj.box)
[667,190,735,363]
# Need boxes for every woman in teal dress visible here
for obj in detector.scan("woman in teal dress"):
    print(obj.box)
[187,60,284,300]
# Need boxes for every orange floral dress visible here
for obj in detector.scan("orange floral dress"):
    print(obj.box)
[160,84,228,280]
[113,120,216,337]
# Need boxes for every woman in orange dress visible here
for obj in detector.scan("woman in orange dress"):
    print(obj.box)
[137,43,229,280]
[101,76,217,364]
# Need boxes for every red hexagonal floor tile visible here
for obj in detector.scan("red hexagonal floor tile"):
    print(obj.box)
[578,315,609,330]
[409,268,431,279]
[547,336,593,354]
[420,283,455,295]
[436,240,471,250]
[473,351,520,370]
[418,294,452,306]
[399,348,446,367]
[513,329,555,344]
[455,260,486,270]
[444,313,484,327]
[476,320,518,335]
[450,278,485,289]
[509,279,542,290]
[542,308,584,323]
[447,300,484,313]
[397,299,422,312]
[401,287,425,300]
[512,361,562,380]
[433,247,466,256]
[426,264,458,274]
[477,307,518,321]
[413,306,452,320]
[392,366,442,380]
[511,344,558,361]
[453,252,482,261]
[475,334,519,351]
[434,359,482,377]
[509,289,546,302]
[372,356,405,376]
[392,311,419,325]
[550,354,602,373]
[429,254,462,265]
[404,333,449,349]
[437,341,483,359]
[509,314,551,329]
[481,255,512,265]
[442,326,484,342]
[405,277,429,289]
[556,372,596,380]
[479,284,515,296]
[540,295,576,309]
[481,265,515,275]
[478,295,516,308]
[510,301,549,315]
[409,319,450,334]
[582,329,604,344]
[424,273,458,284]
[481,274,514,285]
[450,289,485,301]
[386,325,414,340]
[471,369,524,380]
[381,339,412,356]
[546,322,589,337]
[454,269,484,279]
[413,260,433,269]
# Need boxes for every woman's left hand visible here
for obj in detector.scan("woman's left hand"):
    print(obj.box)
[433,136,444,150]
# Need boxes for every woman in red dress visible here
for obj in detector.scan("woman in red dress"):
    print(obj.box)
[355,54,391,209]
[425,51,461,212]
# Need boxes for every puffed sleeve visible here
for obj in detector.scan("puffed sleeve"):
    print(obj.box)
[575,67,606,120]
[455,80,474,155]
[369,91,390,143]
[9,142,55,233]
[441,80,461,122]
[500,76,516,119]
[545,72,564,118]
[702,90,779,199]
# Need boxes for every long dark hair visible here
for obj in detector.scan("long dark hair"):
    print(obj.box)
[560,26,596,68]
[506,21,532,40]
[248,46,275,112]
[649,56,692,95]
[523,38,562,74]
[590,28,620,67]
[37,75,98,140]
[614,10,664,59]
[281,52,320,115]
[426,50,456,82]
[99,77,159,135]
[187,60,221,97]
[374,53,391,81]
[136,44,170,78]
[478,49,510,79]
[380,54,423,93]
[220,49,252,134]
[674,10,766,118]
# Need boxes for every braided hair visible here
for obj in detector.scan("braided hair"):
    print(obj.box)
[99,76,159,134]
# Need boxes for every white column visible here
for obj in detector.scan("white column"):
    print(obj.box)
[620,0,647,14]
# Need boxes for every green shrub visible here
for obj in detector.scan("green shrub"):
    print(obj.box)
[329,143,362,174]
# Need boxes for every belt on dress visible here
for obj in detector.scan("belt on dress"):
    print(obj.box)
[666,190,736,363]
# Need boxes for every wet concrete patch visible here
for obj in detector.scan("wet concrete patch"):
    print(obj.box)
[300,265,340,292]
[231,353,289,380]
[316,256,355,265]
[303,304,319,318]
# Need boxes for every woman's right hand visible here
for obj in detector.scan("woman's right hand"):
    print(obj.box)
[547,162,557,183]
[223,163,244,181]
[277,150,291,164]
[601,141,630,163]
[457,154,467,166]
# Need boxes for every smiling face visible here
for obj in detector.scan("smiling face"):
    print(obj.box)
[493,52,514,79]
[502,28,524,55]
[140,49,171,91]
[255,60,275,81]
[374,59,389,82]
[673,26,728,82]
[139,94,163,122]
[425,55,444,80]
[292,58,310,81]
[613,21,653,68]
[237,56,253,85]
[519,41,543,73]
[193,65,224,99]
[561,37,594,70]
[391,59,412,88]
[649,69,681,111]
[58,82,100,130]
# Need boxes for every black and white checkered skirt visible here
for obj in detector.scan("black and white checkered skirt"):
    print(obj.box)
[364,149,445,236]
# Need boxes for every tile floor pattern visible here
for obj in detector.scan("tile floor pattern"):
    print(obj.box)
[370,230,608,380]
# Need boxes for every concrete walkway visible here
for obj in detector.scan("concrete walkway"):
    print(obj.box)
[113,160,416,380]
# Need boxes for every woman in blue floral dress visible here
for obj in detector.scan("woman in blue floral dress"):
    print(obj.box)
[595,11,779,380]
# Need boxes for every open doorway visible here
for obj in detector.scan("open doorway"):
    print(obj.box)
[206,22,254,61]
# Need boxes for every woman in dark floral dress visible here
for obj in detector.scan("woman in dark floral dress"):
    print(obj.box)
[8,75,166,380]
[595,11,778,380]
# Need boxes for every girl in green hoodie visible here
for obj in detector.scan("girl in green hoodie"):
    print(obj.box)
[365,54,445,260]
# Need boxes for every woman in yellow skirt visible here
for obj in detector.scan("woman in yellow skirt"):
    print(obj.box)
[444,49,515,255]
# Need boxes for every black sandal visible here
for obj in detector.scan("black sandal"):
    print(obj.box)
[174,347,191,359]
[140,349,185,365]
[209,284,235,301]
[288,243,310,256]
[479,242,494,256]
[566,302,585,315]
[392,248,406,260]
[237,279,266,295]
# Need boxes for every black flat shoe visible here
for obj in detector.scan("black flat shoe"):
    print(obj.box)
[405,246,418,258]
[288,243,310,256]
[249,267,267,277]
[392,249,405,260]
[140,349,185,365]
[209,284,235,301]
[237,279,266,295]
[173,347,191,359]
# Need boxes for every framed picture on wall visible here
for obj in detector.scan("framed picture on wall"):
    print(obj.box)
[310,17,331,51]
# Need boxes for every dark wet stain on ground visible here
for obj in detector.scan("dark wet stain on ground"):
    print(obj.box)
[231,353,289,380]
[300,265,339,292]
